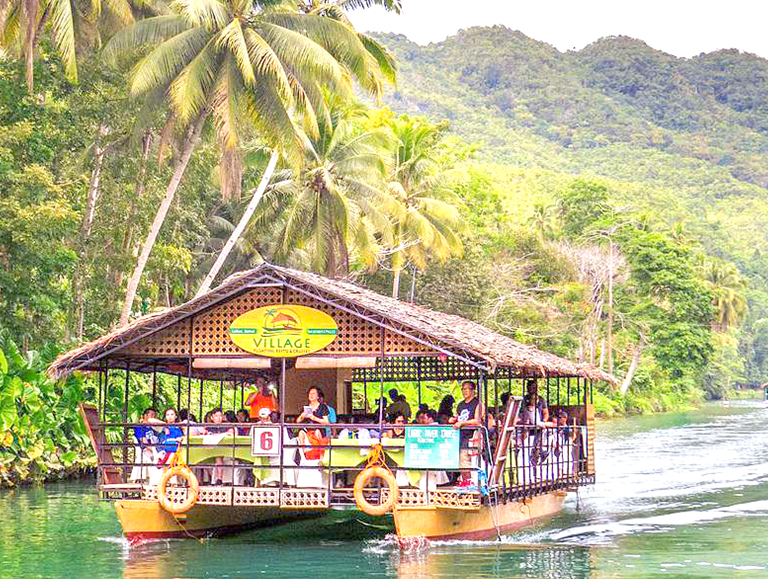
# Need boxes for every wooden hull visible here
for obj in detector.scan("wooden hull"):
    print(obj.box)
[393,491,567,541]
[115,500,320,543]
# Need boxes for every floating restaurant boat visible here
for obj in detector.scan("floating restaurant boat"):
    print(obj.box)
[49,264,613,543]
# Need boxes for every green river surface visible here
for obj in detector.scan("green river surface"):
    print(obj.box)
[3,401,768,578]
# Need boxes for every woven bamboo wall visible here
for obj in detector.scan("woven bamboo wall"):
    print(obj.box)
[192,287,284,355]
[123,319,191,356]
[122,287,436,358]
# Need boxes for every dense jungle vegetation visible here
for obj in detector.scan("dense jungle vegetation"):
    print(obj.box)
[0,11,763,484]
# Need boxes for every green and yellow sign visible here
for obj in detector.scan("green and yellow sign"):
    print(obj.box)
[229,305,338,357]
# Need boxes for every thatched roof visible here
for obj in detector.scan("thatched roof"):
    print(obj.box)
[49,264,615,383]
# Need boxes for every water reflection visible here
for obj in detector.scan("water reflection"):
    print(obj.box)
[393,544,594,579]
[119,539,595,579]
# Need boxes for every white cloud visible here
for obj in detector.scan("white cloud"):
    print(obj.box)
[348,0,768,59]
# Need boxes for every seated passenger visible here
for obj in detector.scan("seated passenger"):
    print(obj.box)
[158,408,184,460]
[235,408,250,435]
[205,408,234,485]
[129,407,163,482]
[206,408,234,434]
[318,391,336,437]
[179,409,205,436]
[134,407,161,447]
[296,386,330,460]
[383,414,407,439]
[257,407,273,424]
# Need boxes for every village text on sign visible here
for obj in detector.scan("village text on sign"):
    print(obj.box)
[229,304,338,357]
[404,426,460,469]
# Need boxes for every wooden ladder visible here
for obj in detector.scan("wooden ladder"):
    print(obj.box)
[489,396,522,486]
[79,403,124,485]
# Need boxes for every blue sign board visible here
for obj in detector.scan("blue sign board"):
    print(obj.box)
[404,426,460,469]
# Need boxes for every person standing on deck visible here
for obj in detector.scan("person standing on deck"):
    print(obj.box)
[450,381,482,487]
[245,377,277,420]
[386,388,412,420]
[523,379,552,468]
[523,379,549,424]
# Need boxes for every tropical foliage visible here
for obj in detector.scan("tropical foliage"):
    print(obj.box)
[253,94,394,276]
[1,20,767,482]
[0,332,94,486]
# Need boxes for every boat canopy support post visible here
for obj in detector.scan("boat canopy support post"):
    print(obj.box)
[122,363,130,483]
[151,367,157,407]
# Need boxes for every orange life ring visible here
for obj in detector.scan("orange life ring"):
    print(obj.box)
[353,466,398,516]
[157,464,199,514]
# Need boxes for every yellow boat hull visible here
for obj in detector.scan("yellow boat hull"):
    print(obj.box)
[115,500,319,543]
[393,491,567,541]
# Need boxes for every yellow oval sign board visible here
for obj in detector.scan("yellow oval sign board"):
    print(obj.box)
[229,305,338,357]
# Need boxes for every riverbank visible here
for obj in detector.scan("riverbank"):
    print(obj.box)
[592,382,763,418]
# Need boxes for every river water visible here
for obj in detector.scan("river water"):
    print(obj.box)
[3,401,768,578]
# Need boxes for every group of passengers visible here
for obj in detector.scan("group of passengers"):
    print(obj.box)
[510,379,580,476]
[131,376,577,486]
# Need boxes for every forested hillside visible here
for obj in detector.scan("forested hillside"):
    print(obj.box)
[366,27,768,398]
[377,28,768,256]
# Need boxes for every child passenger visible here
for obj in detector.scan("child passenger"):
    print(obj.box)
[206,408,234,485]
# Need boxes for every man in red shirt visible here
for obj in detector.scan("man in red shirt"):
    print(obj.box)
[245,377,277,420]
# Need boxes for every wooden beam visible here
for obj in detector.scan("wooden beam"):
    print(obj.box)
[295,356,378,369]
[192,357,271,370]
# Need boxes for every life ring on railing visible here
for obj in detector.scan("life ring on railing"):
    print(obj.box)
[354,466,398,516]
[157,464,199,514]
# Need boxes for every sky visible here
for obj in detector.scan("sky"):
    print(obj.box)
[348,0,768,59]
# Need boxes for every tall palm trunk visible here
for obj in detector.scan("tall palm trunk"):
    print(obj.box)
[72,124,110,339]
[391,267,401,299]
[24,0,38,92]
[195,149,279,297]
[113,131,153,290]
[119,114,206,326]
[620,337,644,395]
[607,240,614,375]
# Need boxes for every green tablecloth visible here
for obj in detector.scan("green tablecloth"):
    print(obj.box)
[183,435,263,465]
[182,435,277,482]
[320,438,423,486]
[320,438,405,468]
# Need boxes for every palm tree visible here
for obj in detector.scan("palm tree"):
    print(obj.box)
[251,95,394,277]
[701,260,748,332]
[526,203,555,240]
[0,0,153,92]
[386,116,465,298]
[192,4,397,295]
[107,0,393,325]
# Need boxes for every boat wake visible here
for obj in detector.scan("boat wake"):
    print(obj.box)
[547,499,768,545]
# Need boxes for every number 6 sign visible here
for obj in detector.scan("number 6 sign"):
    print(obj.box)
[251,426,280,456]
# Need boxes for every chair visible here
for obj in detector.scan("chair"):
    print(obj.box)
[260,429,299,487]
[294,432,329,489]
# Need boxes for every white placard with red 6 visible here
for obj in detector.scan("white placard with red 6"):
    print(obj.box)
[251,426,280,456]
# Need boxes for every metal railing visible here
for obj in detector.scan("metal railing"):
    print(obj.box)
[95,421,592,507]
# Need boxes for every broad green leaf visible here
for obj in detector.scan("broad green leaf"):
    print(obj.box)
[4,376,23,398]
[60,450,77,467]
